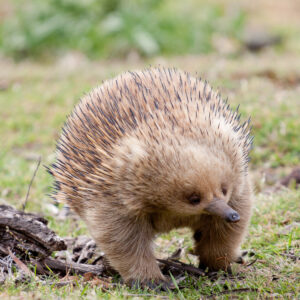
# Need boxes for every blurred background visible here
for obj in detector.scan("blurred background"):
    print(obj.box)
[1,0,300,60]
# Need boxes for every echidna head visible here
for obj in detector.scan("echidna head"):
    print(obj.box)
[113,136,244,222]
[152,142,242,222]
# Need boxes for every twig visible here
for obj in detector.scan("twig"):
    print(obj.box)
[246,258,258,267]
[168,248,182,260]
[157,258,205,276]
[37,257,105,276]
[91,255,104,265]
[47,280,76,287]
[22,156,41,211]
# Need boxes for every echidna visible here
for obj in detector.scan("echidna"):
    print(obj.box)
[49,67,253,288]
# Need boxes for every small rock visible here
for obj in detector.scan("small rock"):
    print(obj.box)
[278,222,300,235]
[0,79,10,91]
[243,28,282,52]
[44,203,59,215]
[280,168,300,188]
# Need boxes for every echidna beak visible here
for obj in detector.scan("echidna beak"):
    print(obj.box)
[204,197,240,223]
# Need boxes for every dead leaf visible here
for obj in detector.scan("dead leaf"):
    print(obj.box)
[83,272,95,281]
[90,277,113,289]
[7,248,33,277]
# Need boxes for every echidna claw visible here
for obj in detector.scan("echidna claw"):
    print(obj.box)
[236,256,245,264]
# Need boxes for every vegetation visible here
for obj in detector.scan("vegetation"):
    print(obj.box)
[0,0,245,59]
[1,50,299,298]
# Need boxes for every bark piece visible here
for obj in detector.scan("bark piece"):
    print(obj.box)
[0,205,66,259]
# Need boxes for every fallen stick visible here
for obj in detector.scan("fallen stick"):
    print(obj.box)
[33,257,105,276]
[157,258,205,277]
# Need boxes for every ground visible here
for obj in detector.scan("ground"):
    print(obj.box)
[0,49,299,299]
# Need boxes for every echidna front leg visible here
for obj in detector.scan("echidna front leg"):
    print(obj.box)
[87,212,165,287]
[193,211,250,271]
[193,182,252,271]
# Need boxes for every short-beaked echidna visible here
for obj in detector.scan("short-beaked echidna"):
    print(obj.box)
[49,67,253,287]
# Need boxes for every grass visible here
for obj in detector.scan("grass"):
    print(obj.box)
[0,52,299,299]
[0,188,299,299]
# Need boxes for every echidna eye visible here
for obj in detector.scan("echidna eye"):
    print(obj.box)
[222,186,228,196]
[188,194,201,205]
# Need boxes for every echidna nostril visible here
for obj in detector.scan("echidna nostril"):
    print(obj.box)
[193,230,202,242]
[230,212,240,222]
